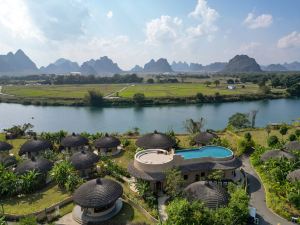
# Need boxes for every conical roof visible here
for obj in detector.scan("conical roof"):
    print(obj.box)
[15,157,53,175]
[136,130,176,149]
[184,181,228,209]
[94,133,121,148]
[61,133,88,148]
[284,141,300,152]
[69,150,99,170]
[0,155,17,168]
[0,141,13,152]
[261,150,296,162]
[73,178,123,208]
[287,169,300,182]
[19,138,52,156]
[193,132,217,145]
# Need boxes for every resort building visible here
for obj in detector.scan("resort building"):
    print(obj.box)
[69,150,99,178]
[136,130,176,150]
[0,141,13,157]
[184,181,228,209]
[15,157,53,184]
[0,155,17,169]
[61,133,89,154]
[72,178,123,224]
[193,131,218,146]
[260,149,296,162]
[94,134,121,156]
[128,146,242,192]
[19,138,52,158]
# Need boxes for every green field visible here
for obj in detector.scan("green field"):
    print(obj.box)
[3,84,126,99]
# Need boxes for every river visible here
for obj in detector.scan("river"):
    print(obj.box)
[0,98,299,133]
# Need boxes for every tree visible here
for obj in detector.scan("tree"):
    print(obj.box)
[289,134,297,141]
[238,133,255,154]
[214,80,220,87]
[165,199,212,225]
[287,83,300,96]
[204,81,211,87]
[84,90,104,106]
[279,124,289,140]
[184,118,205,134]
[228,113,250,129]
[267,135,279,147]
[0,216,6,225]
[196,92,205,100]
[133,93,145,104]
[18,216,37,225]
[259,85,271,94]
[227,79,234,84]
[295,129,300,138]
[250,110,258,128]
[208,170,224,183]
[164,168,185,199]
[147,78,154,84]
[20,170,43,194]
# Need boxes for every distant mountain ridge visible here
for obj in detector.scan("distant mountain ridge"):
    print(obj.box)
[223,55,262,73]
[1,49,300,75]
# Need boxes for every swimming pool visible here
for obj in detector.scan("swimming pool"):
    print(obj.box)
[175,146,233,159]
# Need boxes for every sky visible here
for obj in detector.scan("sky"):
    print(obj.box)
[0,0,300,70]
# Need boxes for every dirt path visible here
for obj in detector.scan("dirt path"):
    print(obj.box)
[104,86,129,99]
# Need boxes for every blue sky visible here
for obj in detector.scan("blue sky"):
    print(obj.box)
[0,0,300,70]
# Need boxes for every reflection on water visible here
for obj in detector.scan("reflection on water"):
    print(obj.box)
[0,98,299,133]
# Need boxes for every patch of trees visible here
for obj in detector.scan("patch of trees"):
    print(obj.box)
[84,90,104,106]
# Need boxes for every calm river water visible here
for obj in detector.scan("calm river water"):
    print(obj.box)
[0,98,299,133]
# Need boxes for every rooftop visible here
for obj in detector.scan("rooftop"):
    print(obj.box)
[135,149,173,165]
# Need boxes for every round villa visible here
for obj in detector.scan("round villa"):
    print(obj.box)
[193,131,217,146]
[0,155,17,168]
[184,181,228,209]
[69,150,99,178]
[128,145,242,192]
[287,169,300,182]
[136,130,176,150]
[0,141,13,157]
[61,133,89,153]
[19,138,52,158]
[72,178,123,224]
[94,134,121,156]
[260,150,296,162]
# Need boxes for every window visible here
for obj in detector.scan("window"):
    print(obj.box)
[200,172,205,177]
[183,175,188,180]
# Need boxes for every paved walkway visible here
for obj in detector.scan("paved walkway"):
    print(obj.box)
[241,155,295,225]
[104,86,129,99]
[158,195,169,222]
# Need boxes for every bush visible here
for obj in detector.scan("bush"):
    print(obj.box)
[228,113,250,129]
[84,90,104,106]
[289,134,297,141]
[19,216,37,225]
[133,93,145,104]
[267,135,279,147]
[295,129,300,137]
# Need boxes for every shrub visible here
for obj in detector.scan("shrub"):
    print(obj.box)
[19,216,37,225]
[133,93,145,104]
[295,129,300,137]
[84,90,104,106]
[289,134,297,141]
[267,135,279,147]
[228,113,250,129]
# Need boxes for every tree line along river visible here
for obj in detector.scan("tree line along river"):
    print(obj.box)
[0,98,299,133]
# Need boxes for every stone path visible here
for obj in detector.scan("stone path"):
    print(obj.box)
[158,195,169,222]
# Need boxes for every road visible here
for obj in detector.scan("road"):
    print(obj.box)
[242,156,295,225]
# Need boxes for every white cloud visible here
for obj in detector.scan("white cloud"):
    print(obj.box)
[238,42,261,53]
[187,0,219,39]
[0,0,44,41]
[243,13,273,29]
[107,10,113,19]
[145,15,182,44]
[277,31,300,48]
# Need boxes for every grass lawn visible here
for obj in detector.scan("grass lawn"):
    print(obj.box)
[3,84,126,99]
[1,184,70,215]
[119,83,284,98]
[0,135,28,159]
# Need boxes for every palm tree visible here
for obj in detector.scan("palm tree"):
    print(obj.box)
[184,118,205,134]
[20,170,41,194]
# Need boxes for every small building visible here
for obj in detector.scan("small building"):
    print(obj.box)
[0,155,17,169]
[193,132,218,146]
[227,85,236,90]
[284,141,300,152]
[0,141,13,157]
[15,157,53,184]
[69,150,100,178]
[19,138,52,158]
[287,169,300,182]
[260,149,296,162]
[94,134,121,156]
[136,130,176,151]
[72,178,123,224]
[61,133,89,154]
[184,181,228,209]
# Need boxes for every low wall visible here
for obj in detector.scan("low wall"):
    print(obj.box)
[3,197,73,222]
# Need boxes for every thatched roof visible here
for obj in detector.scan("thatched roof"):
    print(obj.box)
[261,150,296,162]
[127,161,165,181]
[0,141,13,152]
[61,133,88,148]
[0,155,17,168]
[136,130,176,149]
[94,134,121,148]
[184,181,228,209]
[73,178,123,208]
[287,169,300,182]
[19,138,52,156]
[284,141,300,152]
[193,132,217,145]
[15,157,53,175]
[69,150,99,170]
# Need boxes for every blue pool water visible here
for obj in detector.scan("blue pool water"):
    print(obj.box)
[175,146,233,159]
